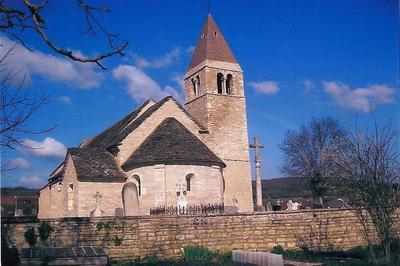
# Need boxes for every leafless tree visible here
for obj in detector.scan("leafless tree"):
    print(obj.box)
[280,117,347,207]
[0,45,54,174]
[0,1,128,173]
[0,0,128,69]
[332,121,400,264]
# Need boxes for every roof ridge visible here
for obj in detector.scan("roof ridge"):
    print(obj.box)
[86,99,155,148]
[121,117,224,170]
[106,96,208,148]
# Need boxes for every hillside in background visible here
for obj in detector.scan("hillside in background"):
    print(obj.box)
[1,187,39,197]
[252,177,313,199]
[1,187,39,217]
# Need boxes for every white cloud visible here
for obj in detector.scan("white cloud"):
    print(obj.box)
[112,65,183,102]
[7,157,31,169]
[248,81,280,95]
[0,36,103,89]
[186,46,195,54]
[172,73,184,91]
[322,81,396,112]
[303,79,315,91]
[18,175,46,188]
[58,96,72,105]
[133,47,181,69]
[21,137,67,158]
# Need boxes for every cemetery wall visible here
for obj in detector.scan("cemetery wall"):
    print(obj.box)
[2,209,400,262]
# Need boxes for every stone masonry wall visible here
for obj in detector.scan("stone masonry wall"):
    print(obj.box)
[3,209,399,262]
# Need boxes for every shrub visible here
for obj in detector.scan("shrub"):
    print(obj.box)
[24,227,38,247]
[113,235,123,246]
[1,234,20,265]
[348,246,368,259]
[38,222,53,241]
[271,244,286,255]
[181,246,215,262]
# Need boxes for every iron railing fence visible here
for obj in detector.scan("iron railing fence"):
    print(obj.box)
[150,203,224,215]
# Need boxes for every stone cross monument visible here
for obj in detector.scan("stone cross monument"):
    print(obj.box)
[91,192,103,217]
[250,137,264,209]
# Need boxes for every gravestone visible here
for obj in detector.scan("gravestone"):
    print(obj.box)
[232,250,283,266]
[19,247,108,265]
[115,208,124,217]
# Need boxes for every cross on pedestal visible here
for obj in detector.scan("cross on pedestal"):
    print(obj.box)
[250,137,264,208]
[92,192,103,217]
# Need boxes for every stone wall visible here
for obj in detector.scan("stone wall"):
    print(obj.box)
[3,209,399,262]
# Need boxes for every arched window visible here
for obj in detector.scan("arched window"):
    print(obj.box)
[191,78,197,97]
[186,173,194,191]
[133,175,141,196]
[217,73,224,94]
[196,75,201,96]
[226,74,233,95]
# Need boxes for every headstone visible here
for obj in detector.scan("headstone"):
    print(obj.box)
[255,205,266,212]
[14,209,23,216]
[225,206,239,214]
[232,250,284,266]
[114,208,124,217]
[266,197,273,212]
[176,183,188,214]
[19,247,108,265]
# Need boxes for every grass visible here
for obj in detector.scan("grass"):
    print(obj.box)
[272,244,400,266]
[114,242,400,266]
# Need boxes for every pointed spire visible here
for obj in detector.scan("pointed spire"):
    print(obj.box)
[188,14,238,69]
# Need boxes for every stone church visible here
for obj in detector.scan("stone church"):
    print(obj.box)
[38,14,254,218]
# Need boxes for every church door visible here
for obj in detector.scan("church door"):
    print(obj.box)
[122,183,139,216]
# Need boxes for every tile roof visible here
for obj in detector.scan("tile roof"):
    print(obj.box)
[45,96,211,185]
[87,97,207,150]
[122,117,225,171]
[68,148,126,182]
[86,99,155,148]
[188,14,238,69]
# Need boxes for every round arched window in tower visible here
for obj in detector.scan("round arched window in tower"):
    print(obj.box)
[217,73,224,94]
[226,74,233,95]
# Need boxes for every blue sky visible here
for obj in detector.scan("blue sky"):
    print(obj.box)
[1,0,398,188]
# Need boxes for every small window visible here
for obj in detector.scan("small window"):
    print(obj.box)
[196,75,201,96]
[186,174,194,191]
[191,78,197,97]
[226,74,233,95]
[217,73,224,94]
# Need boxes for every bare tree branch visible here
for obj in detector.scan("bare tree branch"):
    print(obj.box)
[280,117,347,207]
[0,0,128,69]
[332,120,400,264]
[0,46,55,173]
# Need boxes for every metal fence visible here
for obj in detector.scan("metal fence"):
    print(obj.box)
[150,203,224,215]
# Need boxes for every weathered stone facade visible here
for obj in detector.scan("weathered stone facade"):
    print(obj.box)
[4,209,400,262]
[184,25,253,212]
[38,14,255,218]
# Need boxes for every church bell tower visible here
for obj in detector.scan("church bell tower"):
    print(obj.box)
[184,14,253,212]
